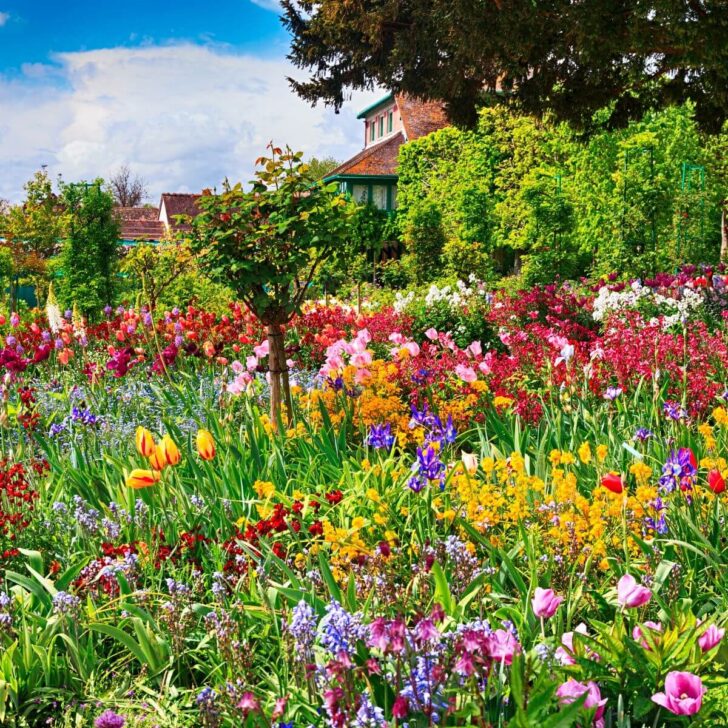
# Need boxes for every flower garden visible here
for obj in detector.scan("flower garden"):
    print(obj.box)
[0,267,726,727]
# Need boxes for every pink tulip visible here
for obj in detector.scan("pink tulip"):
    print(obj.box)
[424,328,438,341]
[467,341,482,357]
[532,587,564,618]
[698,624,725,652]
[485,629,520,665]
[652,672,706,716]
[632,621,662,649]
[455,364,477,383]
[555,622,588,665]
[253,341,269,358]
[617,574,652,608]
[556,679,607,726]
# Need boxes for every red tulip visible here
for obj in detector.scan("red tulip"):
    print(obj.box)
[707,469,725,494]
[601,472,624,494]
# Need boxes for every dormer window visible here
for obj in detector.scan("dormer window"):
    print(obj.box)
[370,122,375,142]
[378,115,384,137]
[388,110,393,133]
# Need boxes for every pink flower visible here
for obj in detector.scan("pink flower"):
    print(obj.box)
[455,364,477,383]
[486,629,520,665]
[632,621,662,649]
[698,624,725,652]
[253,340,269,358]
[424,328,438,341]
[467,341,482,357]
[236,691,260,714]
[617,574,652,608]
[555,622,588,665]
[652,672,706,716]
[556,679,607,726]
[531,587,563,618]
[246,355,258,371]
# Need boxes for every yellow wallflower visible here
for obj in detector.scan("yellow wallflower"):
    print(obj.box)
[578,442,592,464]
[254,480,276,499]
[596,444,608,462]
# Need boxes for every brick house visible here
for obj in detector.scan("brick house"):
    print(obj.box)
[324,93,449,212]
[117,193,201,244]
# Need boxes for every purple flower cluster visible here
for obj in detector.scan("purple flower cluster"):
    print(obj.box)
[367,423,395,450]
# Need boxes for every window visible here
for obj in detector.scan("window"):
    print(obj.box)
[369,122,375,142]
[372,185,387,210]
[352,185,369,205]
[378,115,384,137]
[391,185,398,210]
[388,110,393,133]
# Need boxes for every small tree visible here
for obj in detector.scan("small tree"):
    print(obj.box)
[60,181,120,316]
[108,165,148,207]
[121,240,195,310]
[190,145,355,426]
[306,156,341,180]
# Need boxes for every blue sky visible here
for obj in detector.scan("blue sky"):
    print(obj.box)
[0,1,379,201]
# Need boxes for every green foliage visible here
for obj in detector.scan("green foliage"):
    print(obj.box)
[58,181,120,317]
[305,155,341,180]
[401,199,446,283]
[398,104,726,284]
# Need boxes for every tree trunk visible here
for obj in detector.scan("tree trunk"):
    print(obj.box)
[721,204,728,263]
[267,323,292,430]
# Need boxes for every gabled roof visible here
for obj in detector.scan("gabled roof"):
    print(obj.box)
[327,133,404,178]
[160,193,201,224]
[356,93,395,119]
[396,94,449,141]
[116,207,165,241]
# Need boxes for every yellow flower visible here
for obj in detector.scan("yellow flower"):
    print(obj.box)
[374,513,387,525]
[713,406,728,426]
[549,449,561,467]
[126,469,161,489]
[578,442,592,464]
[159,434,181,467]
[351,516,365,530]
[596,444,608,462]
[135,427,156,458]
[366,488,381,503]
[493,395,513,408]
[254,480,275,499]
[196,429,216,460]
[292,490,305,501]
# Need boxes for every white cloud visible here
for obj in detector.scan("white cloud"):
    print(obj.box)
[0,12,9,27]
[249,0,282,10]
[0,43,382,202]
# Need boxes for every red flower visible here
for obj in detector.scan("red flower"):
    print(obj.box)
[325,490,343,505]
[707,469,725,494]
[601,472,624,494]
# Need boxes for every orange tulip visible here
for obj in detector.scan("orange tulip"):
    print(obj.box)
[135,427,156,458]
[196,429,216,460]
[148,444,166,471]
[160,434,181,467]
[126,469,161,489]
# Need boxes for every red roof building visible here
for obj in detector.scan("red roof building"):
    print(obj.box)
[116,193,202,244]
[325,93,449,211]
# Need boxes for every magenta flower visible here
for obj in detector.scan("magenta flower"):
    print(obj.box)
[531,587,564,618]
[617,574,652,608]
[652,672,706,716]
[485,628,520,665]
[556,679,607,725]
[555,622,589,665]
[698,624,725,652]
[632,621,662,649]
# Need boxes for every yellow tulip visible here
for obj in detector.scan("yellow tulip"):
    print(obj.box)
[135,427,156,458]
[196,429,216,460]
[148,444,166,471]
[126,469,161,489]
[160,434,181,467]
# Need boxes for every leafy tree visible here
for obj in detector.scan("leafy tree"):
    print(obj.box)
[59,181,120,316]
[283,0,728,132]
[108,165,148,207]
[190,145,355,426]
[2,170,65,304]
[401,200,446,284]
[121,241,195,310]
[306,156,341,180]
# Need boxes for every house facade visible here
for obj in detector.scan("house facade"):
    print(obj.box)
[324,93,449,212]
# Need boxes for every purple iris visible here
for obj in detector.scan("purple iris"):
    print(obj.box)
[604,386,622,401]
[658,448,697,493]
[645,496,668,535]
[663,401,687,421]
[367,423,395,450]
[634,427,654,442]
